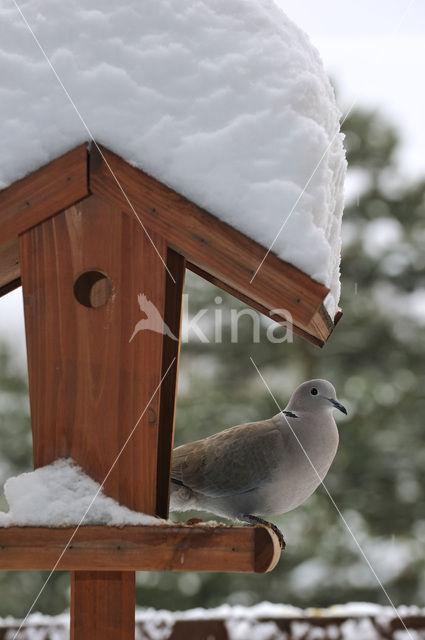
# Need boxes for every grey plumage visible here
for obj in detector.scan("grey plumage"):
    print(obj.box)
[170,379,346,546]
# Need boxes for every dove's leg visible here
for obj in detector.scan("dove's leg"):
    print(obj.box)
[241,514,286,550]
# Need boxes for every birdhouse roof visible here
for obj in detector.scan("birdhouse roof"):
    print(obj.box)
[0,0,345,345]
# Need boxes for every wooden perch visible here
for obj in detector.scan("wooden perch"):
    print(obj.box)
[0,524,281,574]
[90,145,334,345]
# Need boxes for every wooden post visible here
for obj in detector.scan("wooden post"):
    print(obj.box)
[70,572,135,640]
[19,193,177,639]
[156,249,185,518]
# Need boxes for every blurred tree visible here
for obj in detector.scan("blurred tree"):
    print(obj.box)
[136,107,425,610]
[0,105,424,616]
[0,343,69,617]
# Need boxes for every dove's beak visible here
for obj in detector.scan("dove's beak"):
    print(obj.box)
[328,398,347,415]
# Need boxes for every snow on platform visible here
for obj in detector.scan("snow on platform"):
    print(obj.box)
[0,459,162,527]
[0,0,345,316]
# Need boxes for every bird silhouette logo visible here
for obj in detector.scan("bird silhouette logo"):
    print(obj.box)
[129,293,178,342]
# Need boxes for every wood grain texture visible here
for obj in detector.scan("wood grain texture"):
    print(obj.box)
[0,277,21,298]
[19,193,176,639]
[89,145,334,345]
[304,303,337,346]
[0,525,281,573]
[19,194,169,513]
[188,262,333,347]
[0,237,20,295]
[71,571,135,640]
[156,249,186,518]
[0,145,88,245]
[169,621,229,640]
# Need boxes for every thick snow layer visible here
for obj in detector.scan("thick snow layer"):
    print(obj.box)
[0,459,162,527]
[0,0,345,317]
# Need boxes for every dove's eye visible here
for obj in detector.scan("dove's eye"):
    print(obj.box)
[310,388,318,396]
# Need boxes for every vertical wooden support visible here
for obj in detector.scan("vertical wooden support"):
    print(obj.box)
[156,249,185,518]
[19,193,179,639]
[19,193,169,508]
[70,572,135,639]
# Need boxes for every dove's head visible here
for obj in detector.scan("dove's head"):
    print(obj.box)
[288,379,347,416]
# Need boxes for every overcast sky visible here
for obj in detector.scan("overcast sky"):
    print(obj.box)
[1,1,424,362]
[277,0,425,176]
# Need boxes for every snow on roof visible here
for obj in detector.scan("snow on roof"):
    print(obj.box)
[0,459,163,526]
[1,0,345,316]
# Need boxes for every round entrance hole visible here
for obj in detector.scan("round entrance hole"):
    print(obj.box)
[73,270,112,309]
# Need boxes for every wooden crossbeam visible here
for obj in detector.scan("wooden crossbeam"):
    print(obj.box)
[89,145,334,345]
[0,143,338,345]
[0,237,19,294]
[0,525,281,574]
[187,262,337,346]
[0,145,89,298]
[0,145,88,246]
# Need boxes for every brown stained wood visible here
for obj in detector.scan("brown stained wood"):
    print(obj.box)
[170,621,229,640]
[89,145,334,345]
[304,303,336,345]
[189,263,342,347]
[19,194,168,514]
[0,525,281,573]
[254,526,282,573]
[156,249,186,518]
[188,262,328,347]
[0,277,21,298]
[71,571,135,640]
[19,193,174,639]
[0,237,20,296]
[0,145,88,244]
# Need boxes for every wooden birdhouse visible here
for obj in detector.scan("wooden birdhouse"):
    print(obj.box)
[0,143,342,638]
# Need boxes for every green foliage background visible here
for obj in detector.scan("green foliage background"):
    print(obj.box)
[0,106,424,616]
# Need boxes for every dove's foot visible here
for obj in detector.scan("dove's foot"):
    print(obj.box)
[241,514,286,550]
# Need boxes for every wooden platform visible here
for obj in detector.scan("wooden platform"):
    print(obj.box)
[0,524,281,574]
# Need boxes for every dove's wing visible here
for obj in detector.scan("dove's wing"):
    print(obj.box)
[171,417,284,498]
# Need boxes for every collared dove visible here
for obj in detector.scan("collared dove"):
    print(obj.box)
[170,379,346,548]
